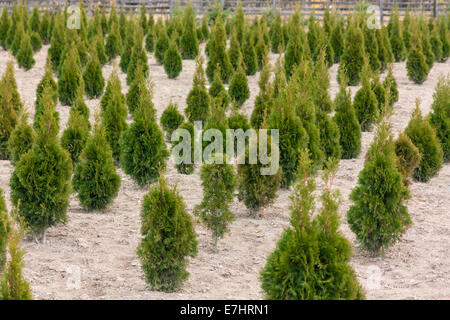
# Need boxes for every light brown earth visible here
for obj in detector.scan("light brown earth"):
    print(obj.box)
[0,44,449,300]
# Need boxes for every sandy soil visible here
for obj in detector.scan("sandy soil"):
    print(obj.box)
[0,43,449,300]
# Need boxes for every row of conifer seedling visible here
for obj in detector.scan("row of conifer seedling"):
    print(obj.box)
[0,2,449,299]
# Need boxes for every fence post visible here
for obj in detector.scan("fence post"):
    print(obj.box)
[379,0,384,25]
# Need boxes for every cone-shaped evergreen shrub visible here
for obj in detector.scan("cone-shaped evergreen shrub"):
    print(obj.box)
[268,93,309,188]
[160,102,184,140]
[61,107,90,165]
[180,4,199,59]
[30,31,42,52]
[353,62,379,131]
[120,90,168,187]
[10,88,72,242]
[371,73,387,113]
[0,188,8,272]
[209,65,230,109]
[7,113,34,165]
[194,155,236,247]
[227,29,242,71]
[164,38,182,79]
[101,69,124,112]
[388,7,406,62]
[83,50,105,99]
[126,65,154,116]
[395,132,421,186]
[429,75,450,162]
[333,75,361,159]
[58,48,84,106]
[137,176,198,292]
[172,121,196,174]
[206,13,233,83]
[1,61,23,115]
[430,23,443,62]
[145,28,155,53]
[251,61,273,128]
[330,16,344,63]
[72,122,120,211]
[338,18,365,86]
[383,64,399,106]
[318,111,342,160]
[312,49,333,113]
[0,83,19,160]
[155,27,169,64]
[0,7,10,49]
[405,100,444,182]
[269,10,283,53]
[48,15,66,70]
[105,21,122,61]
[438,17,449,58]
[0,211,32,300]
[237,134,281,214]
[228,59,250,108]
[242,31,257,76]
[201,14,209,41]
[119,19,136,72]
[347,122,411,253]
[101,75,128,161]
[126,31,149,85]
[261,153,364,299]
[185,56,210,123]
[407,35,429,84]
[363,26,380,72]
[284,22,309,79]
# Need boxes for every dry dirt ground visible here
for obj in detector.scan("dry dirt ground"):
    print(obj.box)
[0,44,449,300]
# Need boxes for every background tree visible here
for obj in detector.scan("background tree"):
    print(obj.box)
[137,176,198,292]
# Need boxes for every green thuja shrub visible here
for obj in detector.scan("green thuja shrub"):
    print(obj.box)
[403,6,412,51]
[405,100,444,182]
[83,50,105,99]
[209,65,230,109]
[106,21,122,61]
[101,75,128,161]
[11,22,24,57]
[180,4,199,59]
[120,90,168,187]
[227,108,251,154]
[383,64,399,106]
[318,111,341,160]
[0,7,10,49]
[126,30,149,85]
[137,176,198,292]
[251,61,273,128]
[160,102,184,140]
[388,6,406,62]
[227,29,242,71]
[255,29,268,71]
[30,31,42,52]
[228,59,250,108]
[420,20,435,70]
[268,93,309,189]
[201,14,209,41]
[17,34,35,70]
[371,73,387,113]
[261,153,364,299]
[269,10,283,53]
[430,23,443,62]
[194,155,236,247]
[48,15,66,70]
[242,31,257,76]
[0,188,7,272]
[333,74,361,159]
[10,88,72,243]
[7,113,34,165]
[155,26,169,64]
[438,16,449,58]
[145,28,155,53]
[395,132,421,186]
[185,56,210,123]
[363,26,380,72]
[0,210,33,300]
[237,134,282,214]
[283,19,308,79]
[73,122,120,211]
[206,13,233,83]
[330,15,344,63]
[61,107,90,165]
[338,18,365,86]
[119,19,136,72]
[353,62,379,131]
[172,121,196,174]
[429,75,450,162]
[58,48,84,106]
[164,38,182,79]
[0,85,19,160]
[101,68,124,112]
[347,122,411,253]
[39,9,51,44]
[406,36,429,84]
[312,49,333,113]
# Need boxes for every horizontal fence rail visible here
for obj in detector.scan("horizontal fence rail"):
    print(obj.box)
[0,0,447,19]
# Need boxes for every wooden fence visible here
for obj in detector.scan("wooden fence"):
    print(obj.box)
[0,0,448,21]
